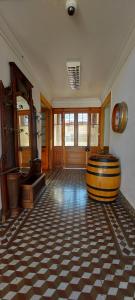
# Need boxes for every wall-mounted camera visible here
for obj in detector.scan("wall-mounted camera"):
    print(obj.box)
[65,0,78,16]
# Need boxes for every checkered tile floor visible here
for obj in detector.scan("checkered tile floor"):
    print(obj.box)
[0,169,135,299]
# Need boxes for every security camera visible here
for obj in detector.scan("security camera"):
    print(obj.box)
[66,0,77,16]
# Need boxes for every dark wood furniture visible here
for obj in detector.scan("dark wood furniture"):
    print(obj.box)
[0,63,45,221]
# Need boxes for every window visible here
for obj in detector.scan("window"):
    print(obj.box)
[78,113,88,146]
[54,114,62,146]
[90,113,99,146]
[65,113,74,146]
[53,109,100,149]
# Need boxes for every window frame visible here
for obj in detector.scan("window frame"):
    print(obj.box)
[53,108,101,149]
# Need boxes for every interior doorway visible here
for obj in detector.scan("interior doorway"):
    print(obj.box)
[53,108,101,168]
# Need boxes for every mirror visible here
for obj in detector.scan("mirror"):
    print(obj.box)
[17,96,31,169]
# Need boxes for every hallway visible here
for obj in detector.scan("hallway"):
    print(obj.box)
[0,169,135,300]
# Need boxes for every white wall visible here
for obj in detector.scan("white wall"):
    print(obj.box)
[0,34,42,212]
[110,46,135,209]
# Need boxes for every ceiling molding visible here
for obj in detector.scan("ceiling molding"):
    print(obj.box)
[0,14,52,101]
[101,22,135,102]
[52,98,101,108]
[40,93,52,109]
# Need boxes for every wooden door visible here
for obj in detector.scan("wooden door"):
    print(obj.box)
[53,108,101,168]
[63,112,87,168]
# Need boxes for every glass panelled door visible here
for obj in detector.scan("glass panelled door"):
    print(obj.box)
[53,109,101,168]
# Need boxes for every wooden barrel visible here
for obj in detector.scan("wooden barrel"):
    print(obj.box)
[86,154,121,202]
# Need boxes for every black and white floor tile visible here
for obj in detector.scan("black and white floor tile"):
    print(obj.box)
[0,169,135,299]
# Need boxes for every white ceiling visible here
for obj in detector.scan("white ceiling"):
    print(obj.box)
[0,0,135,102]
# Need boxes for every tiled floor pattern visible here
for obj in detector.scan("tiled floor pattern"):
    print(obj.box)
[0,169,57,247]
[0,169,135,299]
[104,204,135,257]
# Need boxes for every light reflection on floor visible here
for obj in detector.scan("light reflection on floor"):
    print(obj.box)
[53,185,88,208]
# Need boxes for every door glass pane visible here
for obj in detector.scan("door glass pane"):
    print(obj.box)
[90,125,99,146]
[65,113,74,146]
[91,113,99,124]
[54,114,62,146]
[90,113,99,146]
[78,113,88,146]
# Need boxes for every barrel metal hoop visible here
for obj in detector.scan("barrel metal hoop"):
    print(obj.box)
[87,163,120,169]
[88,191,117,199]
[87,184,119,192]
[87,170,121,177]
[90,157,119,162]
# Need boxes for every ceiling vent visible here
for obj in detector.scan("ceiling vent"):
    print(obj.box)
[66,61,80,90]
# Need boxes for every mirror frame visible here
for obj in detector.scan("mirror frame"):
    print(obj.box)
[10,62,37,167]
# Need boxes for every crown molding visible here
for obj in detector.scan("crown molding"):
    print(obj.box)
[0,14,52,101]
[101,22,135,102]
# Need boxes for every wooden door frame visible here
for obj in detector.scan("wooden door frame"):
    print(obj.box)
[100,91,111,150]
[40,93,53,170]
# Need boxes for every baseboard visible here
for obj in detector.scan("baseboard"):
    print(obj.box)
[119,190,135,218]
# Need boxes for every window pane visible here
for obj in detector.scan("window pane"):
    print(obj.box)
[90,113,99,146]
[91,113,99,124]
[90,125,99,146]
[78,113,88,146]
[54,113,62,125]
[65,113,74,146]
[54,114,62,146]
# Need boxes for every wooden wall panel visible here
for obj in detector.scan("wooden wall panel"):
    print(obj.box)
[41,146,48,170]
[19,148,31,167]
[53,148,63,167]
[64,148,86,168]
